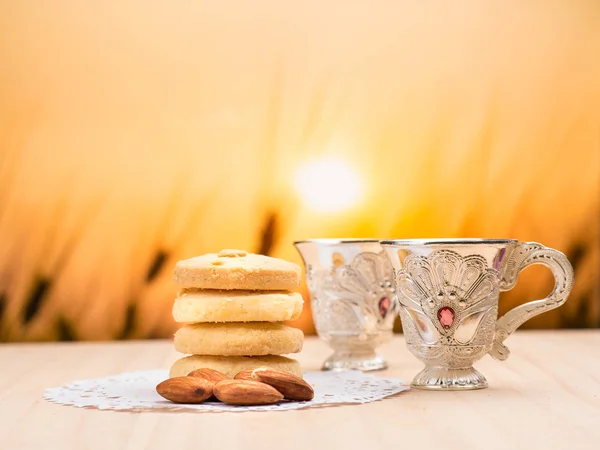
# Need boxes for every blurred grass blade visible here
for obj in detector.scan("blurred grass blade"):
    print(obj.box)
[23,275,51,324]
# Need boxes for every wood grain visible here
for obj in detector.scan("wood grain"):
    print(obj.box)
[0,332,598,450]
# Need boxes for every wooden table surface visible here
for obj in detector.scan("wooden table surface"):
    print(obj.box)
[0,331,598,450]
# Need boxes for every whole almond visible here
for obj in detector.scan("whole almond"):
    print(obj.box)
[250,367,314,401]
[188,368,230,384]
[156,377,213,404]
[213,379,284,405]
[233,369,255,380]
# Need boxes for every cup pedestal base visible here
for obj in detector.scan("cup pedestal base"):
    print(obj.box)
[322,350,387,372]
[411,366,488,390]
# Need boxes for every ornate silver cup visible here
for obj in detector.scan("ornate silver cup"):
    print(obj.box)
[381,239,574,390]
[294,239,398,371]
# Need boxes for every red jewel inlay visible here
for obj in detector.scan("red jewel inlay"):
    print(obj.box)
[438,306,455,329]
[378,297,391,318]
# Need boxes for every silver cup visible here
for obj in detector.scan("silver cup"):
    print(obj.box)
[381,239,574,390]
[294,239,398,371]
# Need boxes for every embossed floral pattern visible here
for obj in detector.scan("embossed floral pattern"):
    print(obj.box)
[306,252,397,340]
[395,249,501,365]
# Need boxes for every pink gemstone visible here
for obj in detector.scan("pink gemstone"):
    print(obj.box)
[379,297,391,318]
[438,306,455,329]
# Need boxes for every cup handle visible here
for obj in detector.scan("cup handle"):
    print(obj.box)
[489,242,574,361]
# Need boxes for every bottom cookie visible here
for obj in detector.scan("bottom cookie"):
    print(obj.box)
[169,355,303,379]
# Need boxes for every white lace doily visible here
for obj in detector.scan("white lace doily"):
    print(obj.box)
[44,370,409,412]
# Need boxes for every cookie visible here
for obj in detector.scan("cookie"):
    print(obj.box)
[172,289,304,323]
[169,355,303,379]
[174,322,304,356]
[173,249,302,290]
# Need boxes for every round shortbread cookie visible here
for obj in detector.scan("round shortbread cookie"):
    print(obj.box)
[172,289,304,323]
[173,249,301,291]
[169,355,303,379]
[174,322,304,356]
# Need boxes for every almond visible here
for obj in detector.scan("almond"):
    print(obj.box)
[213,379,284,405]
[233,368,255,380]
[156,377,213,404]
[188,368,230,384]
[250,367,314,401]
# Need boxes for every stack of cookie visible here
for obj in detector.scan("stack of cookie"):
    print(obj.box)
[169,249,305,378]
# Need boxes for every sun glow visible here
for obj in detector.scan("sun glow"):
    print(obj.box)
[293,156,364,213]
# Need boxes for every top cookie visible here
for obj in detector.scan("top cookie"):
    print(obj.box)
[173,249,302,291]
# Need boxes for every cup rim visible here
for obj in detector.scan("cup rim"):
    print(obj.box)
[380,238,518,246]
[294,238,382,245]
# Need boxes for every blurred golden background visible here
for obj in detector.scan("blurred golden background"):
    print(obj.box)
[0,1,599,342]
